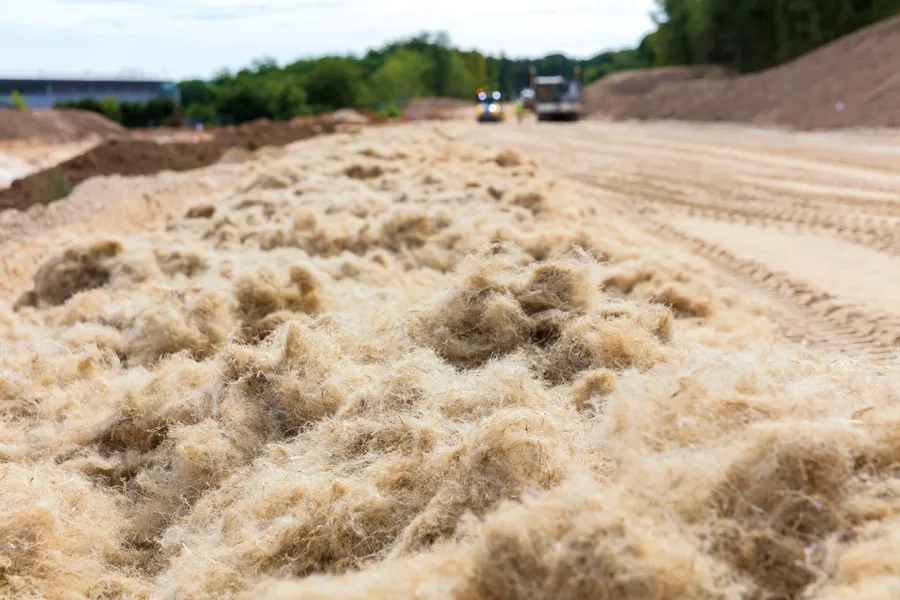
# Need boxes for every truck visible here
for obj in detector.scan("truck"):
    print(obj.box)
[529,66,584,122]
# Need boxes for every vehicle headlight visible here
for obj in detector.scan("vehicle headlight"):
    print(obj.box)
[489,103,499,113]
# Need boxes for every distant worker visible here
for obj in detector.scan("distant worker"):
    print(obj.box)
[515,99,525,124]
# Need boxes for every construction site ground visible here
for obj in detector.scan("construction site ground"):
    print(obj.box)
[4,114,900,366]
[469,116,900,363]
[5,109,900,599]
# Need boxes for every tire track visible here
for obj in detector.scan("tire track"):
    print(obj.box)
[567,177,900,362]
[570,172,900,257]
[477,120,900,362]
[647,219,900,361]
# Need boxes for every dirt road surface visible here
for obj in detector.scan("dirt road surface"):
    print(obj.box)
[464,117,900,363]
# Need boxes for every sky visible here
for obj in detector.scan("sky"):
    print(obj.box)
[2,0,658,81]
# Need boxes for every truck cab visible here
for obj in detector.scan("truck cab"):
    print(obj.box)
[530,68,584,122]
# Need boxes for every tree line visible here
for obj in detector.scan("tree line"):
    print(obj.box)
[175,32,651,126]
[55,96,178,127]
[43,32,647,127]
[645,0,900,73]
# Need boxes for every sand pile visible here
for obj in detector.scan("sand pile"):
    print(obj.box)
[600,15,900,129]
[0,108,126,143]
[584,66,729,118]
[2,123,899,599]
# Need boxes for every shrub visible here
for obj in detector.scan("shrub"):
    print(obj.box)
[10,90,28,110]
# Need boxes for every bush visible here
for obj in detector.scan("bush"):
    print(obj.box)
[55,97,178,128]
[10,90,28,110]
[185,103,218,125]
[301,58,366,111]
[378,104,403,119]
[100,96,122,123]
[216,77,307,124]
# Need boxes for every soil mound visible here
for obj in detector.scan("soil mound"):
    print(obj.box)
[331,109,370,124]
[612,15,900,129]
[0,118,336,212]
[0,108,126,142]
[584,66,728,117]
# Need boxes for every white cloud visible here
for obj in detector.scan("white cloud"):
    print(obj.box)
[1,0,656,80]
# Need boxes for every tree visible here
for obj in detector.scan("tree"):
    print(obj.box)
[302,57,366,111]
[369,48,430,106]
[648,0,900,73]
[265,77,308,120]
[100,96,122,123]
[217,80,276,124]
[461,51,489,88]
[444,53,479,98]
[178,79,216,107]
[184,103,218,125]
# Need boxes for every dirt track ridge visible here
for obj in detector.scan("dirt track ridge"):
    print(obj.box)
[569,171,900,258]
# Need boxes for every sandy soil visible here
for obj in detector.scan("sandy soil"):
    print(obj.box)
[474,117,900,362]
[4,120,900,600]
[0,139,99,189]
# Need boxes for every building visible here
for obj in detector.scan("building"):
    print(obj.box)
[0,76,180,109]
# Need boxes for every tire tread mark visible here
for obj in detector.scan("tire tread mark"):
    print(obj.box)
[648,220,900,362]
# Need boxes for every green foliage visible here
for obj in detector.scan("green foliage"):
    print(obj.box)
[301,57,367,113]
[55,98,103,114]
[100,96,121,123]
[49,5,900,130]
[582,49,651,84]
[10,90,28,110]
[649,0,900,72]
[55,96,177,127]
[378,104,403,119]
[176,30,658,125]
[216,76,307,123]
[178,79,216,107]
[370,49,430,106]
[184,102,218,125]
[216,82,270,124]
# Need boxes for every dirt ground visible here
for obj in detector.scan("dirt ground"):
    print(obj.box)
[583,65,729,117]
[0,139,99,189]
[0,108,126,142]
[0,117,341,212]
[403,97,473,120]
[472,116,900,362]
[4,117,900,600]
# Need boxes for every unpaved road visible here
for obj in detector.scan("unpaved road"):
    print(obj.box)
[467,117,900,363]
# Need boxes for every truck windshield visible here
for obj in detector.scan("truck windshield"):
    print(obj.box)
[536,83,565,102]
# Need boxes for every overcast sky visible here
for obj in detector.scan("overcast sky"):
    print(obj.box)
[2,0,657,80]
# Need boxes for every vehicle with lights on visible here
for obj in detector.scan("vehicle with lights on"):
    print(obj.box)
[475,89,505,122]
[528,66,584,122]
